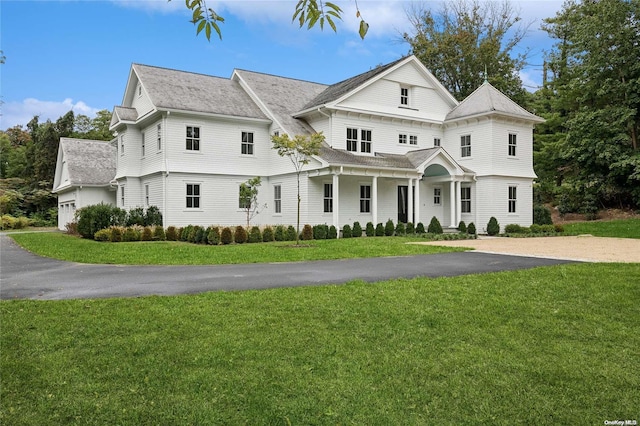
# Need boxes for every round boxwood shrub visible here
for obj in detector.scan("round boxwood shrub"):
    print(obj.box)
[302,224,314,241]
[416,222,425,234]
[207,226,221,245]
[153,226,166,241]
[262,226,275,242]
[352,221,362,238]
[504,224,525,234]
[342,224,352,238]
[458,221,467,233]
[286,225,297,241]
[406,222,415,234]
[234,226,248,244]
[166,226,178,241]
[395,222,406,235]
[427,216,443,234]
[365,222,375,237]
[141,226,153,241]
[221,227,233,245]
[385,219,395,236]
[194,226,206,244]
[313,224,327,240]
[487,217,500,236]
[375,223,385,236]
[328,225,338,239]
[274,225,286,241]
[123,227,140,242]
[467,222,477,235]
[248,226,262,243]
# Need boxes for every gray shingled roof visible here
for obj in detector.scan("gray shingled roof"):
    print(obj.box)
[317,144,441,170]
[60,138,116,186]
[301,56,408,111]
[133,64,268,120]
[234,70,327,135]
[446,82,544,122]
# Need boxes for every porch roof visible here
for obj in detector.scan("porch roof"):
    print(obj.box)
[317,145,441,171]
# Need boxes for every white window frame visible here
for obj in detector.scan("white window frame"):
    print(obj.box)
[400,86,409,106]
[145,184,150,207]
[186,183,201,209]
[120,185,125,207]
[433,187,441,205]
[241,131,254,155]
[141,132,146,157]
[360,185,371,213]
[186,126,200,151]
[508,133,517,157]
[323,183,333,213]
[434,138,441,147]
[274,185,282,214]
[398,134,407,145]
[461,135,471,158]
[157,123,162,151]
[508,185,517,213]
[461,186,471,213]
[346,128,358,152]
[409,135,418,145]
[360,129,372,153]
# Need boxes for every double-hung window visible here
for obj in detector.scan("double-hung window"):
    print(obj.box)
[361,130,372,153]
[346,128,358,152]
[241,131,254,155]
[120,185,125,207]
[461,135,471,157]
[434,187,441,205]
[324,183,333,213]
[434,138,441,147]
[157,123,162,151]
[186,184,200,209]
[400,87,409,106]
[141,133,146,157]
[360,185,371,213]
[145,184,149,207]
[461,187,471,213]
[409,135,418,145]
[274,185,282,214]
[508,133,517,157]
[508,186,517,213]
[120,135,125,155]
[186,126,200,151]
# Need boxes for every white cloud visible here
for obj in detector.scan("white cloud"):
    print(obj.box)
[1,98,102,130]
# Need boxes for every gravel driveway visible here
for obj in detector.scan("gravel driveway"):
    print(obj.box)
[415,235,640,263]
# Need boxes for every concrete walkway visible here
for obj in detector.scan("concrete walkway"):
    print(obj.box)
[0,235,575,300]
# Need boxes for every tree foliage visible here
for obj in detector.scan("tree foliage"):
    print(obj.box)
[239,176,263,228]
[404,0,530,103]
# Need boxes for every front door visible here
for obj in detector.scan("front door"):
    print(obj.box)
[398,186,408,223]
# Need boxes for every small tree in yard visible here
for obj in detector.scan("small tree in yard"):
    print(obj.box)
[487,217,500,236]
[239,176,264,228]
[271,132,323,245]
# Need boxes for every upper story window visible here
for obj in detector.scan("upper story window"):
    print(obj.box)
[461,135,471,158]
[508,186,517,213]
[186,126,200,151]
[346,128,372,153]
[399,134,407,144]
[157,123,162,151]
[324,183,333,213]
[145,184,149,207]
[274,185,282,214]
[434,138,441,147]
[120,135,125,155]
[241,131,254,155]
[409,135,418,145]
[508,133,517,156]
[400,86,409,106]
[361,130,372,153]
[141,132,146,157]
[120,185,125,207]
[346,128,358,152]
[186,183,200,209]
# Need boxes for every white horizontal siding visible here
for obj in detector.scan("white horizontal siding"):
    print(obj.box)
[475,176,533,232]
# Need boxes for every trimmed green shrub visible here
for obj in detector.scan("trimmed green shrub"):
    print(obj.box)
[194,226,206,244]
[76,203,127,239]
[416,222,425,234]
[365,222,375,237]
[248,226,262,243]
[234,226,248,244]
[262,226,275,242]
[385,219,395,236]
[352,221,362,238]
[342,224,352,238]
[313,224,327,240]
[487,217,500,236]
[458,221,467,233]
[302,224,314,241]
[180,225,193,242]
[110,226,123,243]
[127,207,145,226]
[207,226,221,245]
[328,225,338,239]
[427,216,443,234]
[274,225,286,242]
[94,228,111,242]
[467,222,477,235]
[406,222,415,234]
[123,227,141,242]
[529,224,542,233]
[141,226,153,241]
[533,204,553,225]
[166,226,178,241]
[504,224,527,234]
[144,206,163,227]
[395,222,406,235]
[153,226,166,241]
[221,227,233,245]
[286,225,297,241]
[375,223,385,236]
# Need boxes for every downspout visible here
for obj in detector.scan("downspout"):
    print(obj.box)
[163,112,168,228]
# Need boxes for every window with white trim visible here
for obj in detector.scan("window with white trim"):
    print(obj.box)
[141,132,145,157]
[508,133,517,156]
[361,129,372,153]
[157,123,162,151]
[461,135,471,157]
[186,184,200,209]
[434,187,441,205]
[145,184,149,207]
[400,86,409,106]
[120,185,125,207]
[241,131,254,155]
[186,126,200,151]
[509,186,517,213]
[360,185,371,213]
[346,128,358,152]
[409,135,418,145]
[274,185,282,214]
[461,187,471,213]
[434,138,441,147]
[399,134,407,144]
[120,135,125,155]
[324,183,333,213]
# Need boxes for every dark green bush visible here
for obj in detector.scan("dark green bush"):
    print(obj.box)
[365,222,375,237]
[141,226,153,241]
[221,227,233,245]
[467,222,477,235]
[533,204,553,225]
[487,217,500,236]
[375,223,385,236]
[180,225,193,242]
[153,226,166,241]
[385,219,395,236]
[416,222,425,234]
[458,221,467,233]
[234,226,248,244]
[286,225,297,241]
[262,226,275,242]
[395,222,406,235]
[274,225,286,241]
[248,226,262,243]
[313,224,327,240]
[194,226,206,244]
[427,216,443,234]
[352,221,362,237]
[76,203,127,239]
[328,225,338,239]
[504,224,525,234]
[302,224,314,240]
[406,222,415,234]
[207,226,221,245]
[127,207,146,226]
[110,226,123,243]
[529,224,542,233]
[144,206,163,226]
[342,224,352,238]
[166,226,178,241]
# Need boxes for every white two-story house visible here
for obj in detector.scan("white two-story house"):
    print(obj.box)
[53,55,543,232]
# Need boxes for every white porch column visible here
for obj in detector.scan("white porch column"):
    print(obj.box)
[455,181,462,227]
[449,179,456,227]
[414,178,420,225]
[372,175,378,226]
[407,178,414,224]
[332,173,340,234]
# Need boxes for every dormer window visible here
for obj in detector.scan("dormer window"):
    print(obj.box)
[400,86,409,106]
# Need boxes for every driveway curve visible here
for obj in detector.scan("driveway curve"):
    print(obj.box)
[1,234,575,300]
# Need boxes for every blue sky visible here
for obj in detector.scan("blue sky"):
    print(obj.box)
[1,0,563,130]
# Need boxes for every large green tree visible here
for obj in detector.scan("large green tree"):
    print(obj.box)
[403,0,530,103]
[540,0,640,210]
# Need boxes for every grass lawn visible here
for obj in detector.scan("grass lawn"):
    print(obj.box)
[1,263,638,424]
[562,218,640,239]
[8,232,465,265]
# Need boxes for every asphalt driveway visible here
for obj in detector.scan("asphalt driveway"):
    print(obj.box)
[0,235,576,300]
